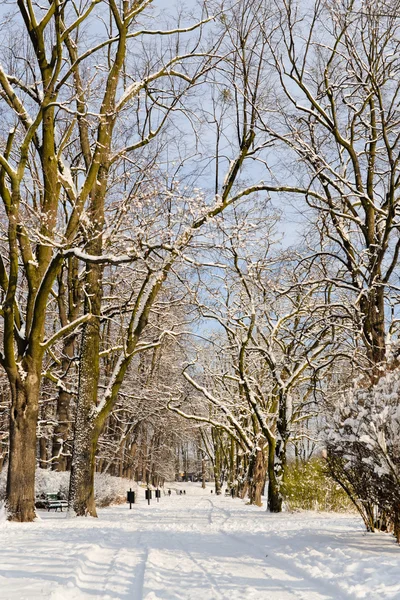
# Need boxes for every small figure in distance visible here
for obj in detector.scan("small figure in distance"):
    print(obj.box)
[211,490,213,493]
[183,490,186,495]
[168,489,171,497]
[179,490,183,495]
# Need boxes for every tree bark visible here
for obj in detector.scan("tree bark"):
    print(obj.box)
[52,260,81,471]
[267,437,282,513]
[6,372,39,521]
[227,437,236,493]
[201,456,206,489]
[52,386,72,471]
[69,304,102,517]
[248,448,266,506]
[68,344,107,518]
[360,285,386,377]
[68,416,99,517]
[212,429,222,494]
[39,436,47,469]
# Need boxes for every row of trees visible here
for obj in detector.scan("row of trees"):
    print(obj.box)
[0,0,399,530]
[172,0,400,531]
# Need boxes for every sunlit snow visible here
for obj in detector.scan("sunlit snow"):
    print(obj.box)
[1,483,399,599]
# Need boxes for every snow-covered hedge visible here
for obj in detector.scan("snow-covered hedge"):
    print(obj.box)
[0,468,139,507]
[325,369,400,537]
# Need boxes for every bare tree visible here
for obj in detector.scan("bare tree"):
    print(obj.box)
[262,0,400,375]
[169,202,338,509]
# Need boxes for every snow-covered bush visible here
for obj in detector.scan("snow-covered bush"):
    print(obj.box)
[93,473,139,507]
[325,369,400,539]
[34,469,70,503]
[282,458,353,512]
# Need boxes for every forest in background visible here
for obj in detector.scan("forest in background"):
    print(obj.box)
[0,0,399,541]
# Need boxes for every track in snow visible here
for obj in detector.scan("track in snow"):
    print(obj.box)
[1,484,399,599]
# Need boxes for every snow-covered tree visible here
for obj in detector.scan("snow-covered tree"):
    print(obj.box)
[326,368,400,539]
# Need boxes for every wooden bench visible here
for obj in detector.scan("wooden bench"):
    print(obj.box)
[45,493,68,512]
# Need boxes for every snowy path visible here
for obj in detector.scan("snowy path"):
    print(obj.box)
[1,485,400,600]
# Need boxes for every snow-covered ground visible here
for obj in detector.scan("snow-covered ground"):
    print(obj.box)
[1,483,399,600]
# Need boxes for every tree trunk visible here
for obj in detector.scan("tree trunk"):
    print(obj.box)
[236,450,247,498]
[248,448,266,506]
[52,258,81,471]
[360,284,386,376]
[68,166,104,515]
[141,429,148,483]
[69,412,100,517]
[6,374,39,522]
[212,429,222,495]
[394,505,400,544]
[52,386,71,471]
[68,302,101,516]
[39,436,47,469]
[267,391,290,512]
[275,392,289,482]
[214,458,222,494]
[52,336,76,471]
[267,437,282,512]
[227,437,236,493]
[201,456,206,489]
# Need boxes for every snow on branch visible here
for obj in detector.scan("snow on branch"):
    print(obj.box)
[40,313,92,351]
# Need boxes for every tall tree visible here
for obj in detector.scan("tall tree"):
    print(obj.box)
[263,0,400,376]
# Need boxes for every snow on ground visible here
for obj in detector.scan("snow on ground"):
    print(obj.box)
[1,482,399,600]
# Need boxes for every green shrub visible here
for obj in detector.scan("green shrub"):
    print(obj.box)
[282,457,354,512]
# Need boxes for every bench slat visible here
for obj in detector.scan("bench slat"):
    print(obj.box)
[46,495,68,511]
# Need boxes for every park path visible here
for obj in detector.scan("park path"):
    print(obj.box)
[1,485,399,599]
